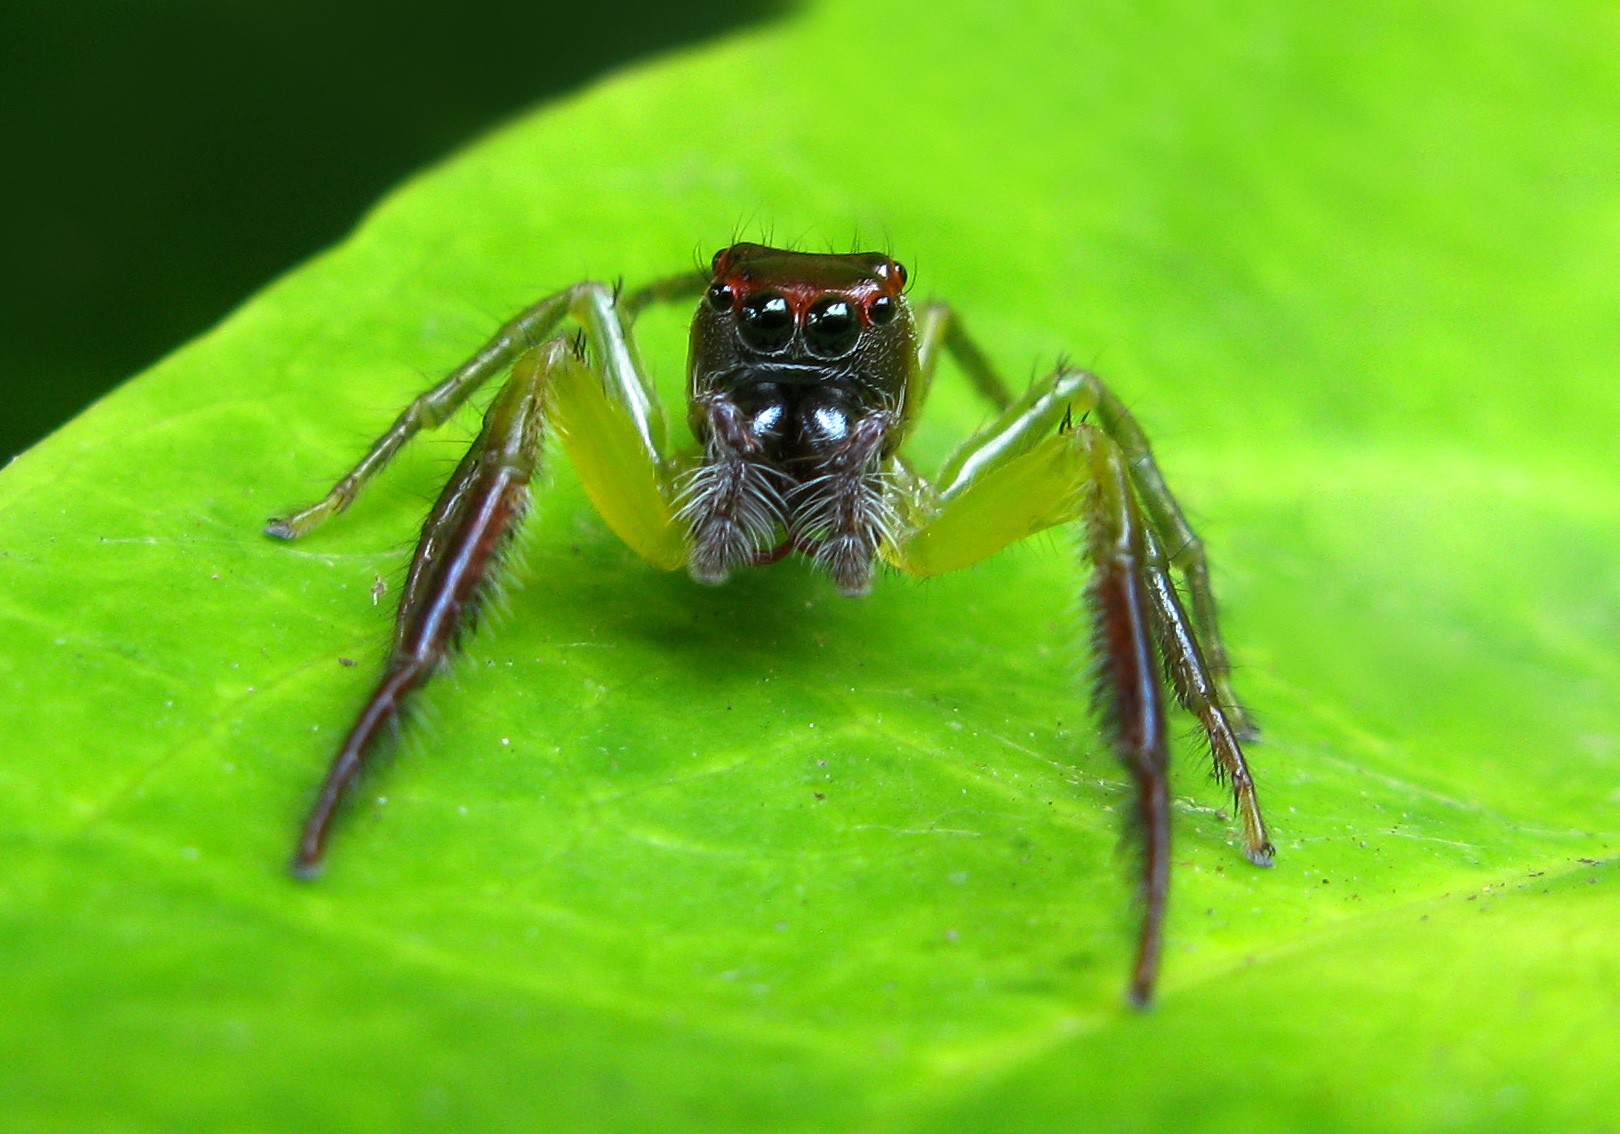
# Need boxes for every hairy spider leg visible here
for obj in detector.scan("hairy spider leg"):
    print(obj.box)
[905,332,1257,744]
[618,270,709,319]
[1062,374,1266,816]
[267,277,708,542]
[293,341,554,874]
[265,287,578,539]
[886,359,1270,1004]
[1088,383,1258,742]
[1139,522,1273,865]
[887,414,1171,1004]
[286,280,701,874]
[911,302,1017,422]
[1085,436,1173,1008]
[917,357,1269,854]
[549,291,690,570]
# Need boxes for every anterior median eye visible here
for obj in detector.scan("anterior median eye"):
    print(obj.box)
[805,297,860,357]
[738,292,794,352]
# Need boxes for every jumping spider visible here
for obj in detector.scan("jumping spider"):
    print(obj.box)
[269,242,1275,1006]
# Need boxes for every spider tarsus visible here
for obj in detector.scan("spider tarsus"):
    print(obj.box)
[820,533,877,597]
[264,518,299,541]
[687,513,761,586]
[289,854,325,882]
[1245,840,1277,868]
[688,564,729,587]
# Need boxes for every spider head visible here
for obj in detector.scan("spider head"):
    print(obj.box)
[687,244,914,464]
[699,243,909,361]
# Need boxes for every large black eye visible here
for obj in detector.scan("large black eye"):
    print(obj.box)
[738,292,794,352]
[805,296,860,357]
[706,282,734,312]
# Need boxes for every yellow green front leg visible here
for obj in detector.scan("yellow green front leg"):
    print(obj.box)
[548,344,687,571]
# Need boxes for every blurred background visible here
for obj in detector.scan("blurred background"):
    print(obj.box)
[0,0,786,463]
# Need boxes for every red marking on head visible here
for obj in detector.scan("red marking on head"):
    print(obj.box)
[709,244,907,327]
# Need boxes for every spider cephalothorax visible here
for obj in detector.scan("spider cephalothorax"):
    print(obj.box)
[681,243,915,594]
[268,242,1275,1006]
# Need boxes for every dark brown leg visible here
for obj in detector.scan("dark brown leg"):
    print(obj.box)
[1084,434,1172,1007]
[291,343,555,877]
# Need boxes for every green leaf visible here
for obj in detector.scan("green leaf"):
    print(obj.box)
[3,1,1616,1131]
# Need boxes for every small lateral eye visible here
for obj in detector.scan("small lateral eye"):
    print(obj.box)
[706,282,734,312]
[738,292,794,352]
[805,296,861,357]
[867,294,896,326]
[877,258,908,288]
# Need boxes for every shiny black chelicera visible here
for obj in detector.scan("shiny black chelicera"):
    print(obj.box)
[269,242,1274,1006]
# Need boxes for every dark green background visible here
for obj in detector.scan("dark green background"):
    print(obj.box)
[0,1,782,461]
